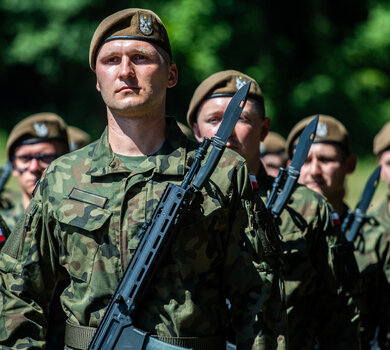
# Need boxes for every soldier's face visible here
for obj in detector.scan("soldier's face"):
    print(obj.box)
[192,97,270,174]
[12,141,65,199]
[95,39,178,118]
[298,143,356,202]
[379,150,390,188]
[261,153,285,178]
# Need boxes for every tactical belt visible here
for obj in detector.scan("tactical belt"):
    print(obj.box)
[64,319,226,350]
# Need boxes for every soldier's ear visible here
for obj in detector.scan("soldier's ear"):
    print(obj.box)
[96,80,101,92]
[167,63,178,88]
[346,154,357,174]
[192,123,203,143]
[260,117,271,142]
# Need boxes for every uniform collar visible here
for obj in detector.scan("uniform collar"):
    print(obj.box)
[87,116,189,178]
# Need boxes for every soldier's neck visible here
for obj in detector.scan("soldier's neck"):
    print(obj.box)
[107,112,166,157]
[22,193,32,210]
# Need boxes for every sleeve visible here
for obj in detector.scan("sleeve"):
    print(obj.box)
[0,178,58,349]
[314,201,361,349]
[226,162,286,350]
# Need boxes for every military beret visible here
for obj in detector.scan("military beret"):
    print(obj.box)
[286,114,351,159]
[89,8,172,71]
[67,126,91,151]
[373,122,390,156]
[260,131,286,155]
[7,112,69,161]
[187,70,265,127]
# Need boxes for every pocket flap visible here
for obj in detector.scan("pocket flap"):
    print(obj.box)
[56,198,111,231]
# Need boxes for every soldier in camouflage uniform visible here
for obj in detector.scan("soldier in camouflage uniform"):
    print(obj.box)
[0,9,284,350]
[260,132,287,178]
[286,115,389,349]
[372,122,390,224]
[187,70,360,349]
[356,121,390,349]
[0,113,69,232]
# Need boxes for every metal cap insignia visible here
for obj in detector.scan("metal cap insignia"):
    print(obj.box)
[139,14,153,35]
[316,122,328,137]
[33,122,49,137]
[235,75,247,90]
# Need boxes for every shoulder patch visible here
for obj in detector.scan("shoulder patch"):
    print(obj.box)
[331,211,341,227]
[249,173,259,190]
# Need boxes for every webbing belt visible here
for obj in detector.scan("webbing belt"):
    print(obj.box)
[64,319,226,350]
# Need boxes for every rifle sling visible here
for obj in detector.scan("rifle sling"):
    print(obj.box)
[65,319,226,350]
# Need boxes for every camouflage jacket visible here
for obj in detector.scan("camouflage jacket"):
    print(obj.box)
[353,196,390,349]
[0,117,284,350]
[0,189,23,233]
[257,165,360,350]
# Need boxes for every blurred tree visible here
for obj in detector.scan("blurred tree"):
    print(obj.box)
[0,0,389,154]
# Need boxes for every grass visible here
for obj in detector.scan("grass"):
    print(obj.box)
[0,131,387,209]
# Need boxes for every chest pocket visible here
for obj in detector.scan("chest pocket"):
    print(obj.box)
[56,198,112,283]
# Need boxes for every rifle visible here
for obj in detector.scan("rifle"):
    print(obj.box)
[266,115,319,216]
[0,161,12,195]
[342,165,382,242]
[88,82,252,350]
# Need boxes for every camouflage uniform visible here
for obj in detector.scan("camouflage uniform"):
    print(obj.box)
[0,117,284,350]
[352,196,390,349]
[257,164,360,350]
[0,189,24,232]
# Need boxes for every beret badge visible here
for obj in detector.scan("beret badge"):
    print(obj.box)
[33,122,49,137]
[139,13,153,35]
[316,122,328,137]
[235,75,248,90]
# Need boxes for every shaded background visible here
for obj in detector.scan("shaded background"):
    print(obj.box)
[1,0,390,205]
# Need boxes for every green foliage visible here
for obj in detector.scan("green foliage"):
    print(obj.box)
[0,0,389,155]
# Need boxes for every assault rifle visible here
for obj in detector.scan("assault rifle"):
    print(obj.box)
[342,165,382,242]
[266,115,319,216]
[88,82,251,350]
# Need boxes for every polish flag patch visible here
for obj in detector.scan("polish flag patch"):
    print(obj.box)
[249,173,259,190]
[0,229,5,243]
[331,211,341,226]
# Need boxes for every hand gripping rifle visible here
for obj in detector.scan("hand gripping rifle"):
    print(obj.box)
[266,115,319,216]
[342,165,382,242]
[88,81,252,350]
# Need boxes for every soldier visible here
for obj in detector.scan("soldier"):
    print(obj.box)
[373,121,390,221]
[286,115,357,218]
[67,125,92,151]
[260,131,287,178]
[0,9,283,350]
[354,121,390,350]
[286,115,389,349]
[0,112,69,232]
[187,70,360,350]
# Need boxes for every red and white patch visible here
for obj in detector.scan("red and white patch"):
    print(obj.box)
[331,211,341,226]
[249,173,259,190]
[0,229,5,243]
